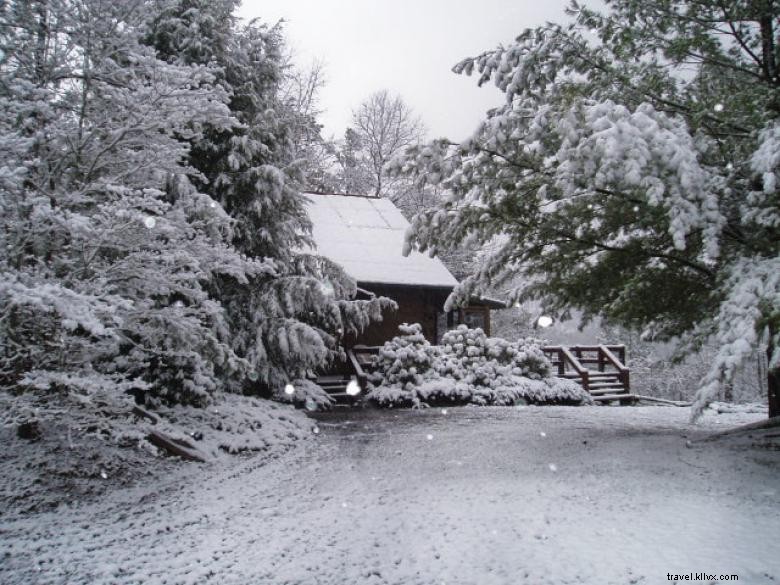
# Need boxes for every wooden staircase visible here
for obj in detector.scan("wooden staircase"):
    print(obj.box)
[314,348,373,406]
[314,374,359,406]
[542,345,632,404]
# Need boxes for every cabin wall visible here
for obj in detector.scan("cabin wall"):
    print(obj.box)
[345,284,496,347]
[346,284,450,347]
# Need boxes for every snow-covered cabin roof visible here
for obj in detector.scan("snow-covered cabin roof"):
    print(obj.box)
[304,193,459,288]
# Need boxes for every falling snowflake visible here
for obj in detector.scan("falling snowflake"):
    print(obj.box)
[341,502,348,508]
[441,408,448,415]
[346,379,361,396]
[548,463,558,472]
[713,103,724,113]
[100,471,107,479]
[426,434,434,440]
[284,383,295,395]
[209,201,217,208]
[537,315,553,328]
[313,426,320,435]
[143,216,156,229]
[540,431,546,437]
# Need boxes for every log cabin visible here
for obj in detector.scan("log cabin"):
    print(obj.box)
[305,192,504,347]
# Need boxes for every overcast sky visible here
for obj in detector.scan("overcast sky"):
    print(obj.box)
[237,1,574,142]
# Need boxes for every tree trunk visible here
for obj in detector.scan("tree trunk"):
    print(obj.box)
[768,363,779,418]
[758,0,776,85]
[768,333,779,418]
[34,1,49,84]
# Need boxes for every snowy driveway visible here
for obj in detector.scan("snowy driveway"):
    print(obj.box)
[2,406,779,585]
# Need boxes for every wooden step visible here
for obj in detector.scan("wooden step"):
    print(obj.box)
[592,394,637,403]
[562,372,620,380]
[319,381,349,389]
[589,382,625,389]
[313,376,361,406]
[316,375,350,384]
[589,387,629,396]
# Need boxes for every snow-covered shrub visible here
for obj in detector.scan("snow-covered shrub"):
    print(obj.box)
[437,326,551,383]
[370,323,440,390]
[367,324,590,407]
[484,377,590,406]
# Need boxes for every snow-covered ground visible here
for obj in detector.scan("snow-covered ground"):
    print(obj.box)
[1,405,778,585]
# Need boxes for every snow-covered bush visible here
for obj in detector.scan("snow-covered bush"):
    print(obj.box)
[478,377,590,406]
[437,326,551,383]
[368,324,591,407]
[369,323,440,390]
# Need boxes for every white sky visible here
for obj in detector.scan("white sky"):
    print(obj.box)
[237,1,573,142]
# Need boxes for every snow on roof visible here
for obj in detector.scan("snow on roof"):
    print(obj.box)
[304,193,459,288]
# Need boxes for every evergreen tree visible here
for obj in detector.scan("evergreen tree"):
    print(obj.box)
[0,0,252,405]
[146,0,393,395]
[392,0,780,418]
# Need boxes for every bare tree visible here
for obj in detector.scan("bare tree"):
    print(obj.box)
[350,89,424,197]
[279,57,341,191]
[280,57,327,121]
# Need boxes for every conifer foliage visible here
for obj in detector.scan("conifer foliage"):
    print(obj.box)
[0,0,390,409]
[145,0,394,396]
[0,0,244,405]
[393,0,780,418]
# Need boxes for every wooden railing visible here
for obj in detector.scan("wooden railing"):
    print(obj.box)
[542,345,630,395]
[598,345,630,393]
[346,348,369,389]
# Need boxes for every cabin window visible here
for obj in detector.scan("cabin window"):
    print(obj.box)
[463,309,486,331]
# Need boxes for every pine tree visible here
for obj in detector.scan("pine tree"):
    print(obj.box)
[392,0,780,418]
[0,0,253,406]
[333,128,374,195]
[146,0,393,396]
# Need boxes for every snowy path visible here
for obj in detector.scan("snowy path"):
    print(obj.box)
[1,406,779,585]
